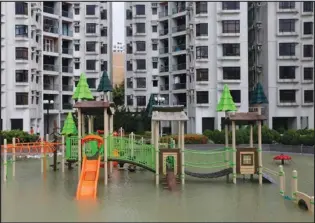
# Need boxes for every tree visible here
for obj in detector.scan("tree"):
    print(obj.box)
[61,112,78,136]
[113,82,124,107]
[216,84,237,112]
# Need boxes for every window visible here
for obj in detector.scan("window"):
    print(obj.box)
[86,5,96,15]
[152,80,158,87]
[196,91,209,104]
[11,119,23,130]
[303,45,313,58]
[303,2,313,12]
[75,26,80,33]
[15,47,28,60]
[74,8,80,15]
[15,70,28,82]
[196,2,207,14]
[86,60,96,70]
[136,96,146,106]
[230,90,241,103]
[100,61,107,71]
[304,67,314,81]
[127,61,133,71]
[279,19,295,33]
[126,27,132,36]
[136,23,145,33]
[87,78,96,88]
[74,44,80,51]
[279,66,295,79]
[135,5,145,15]
[15,2,28,15]
[279,2,295,9]
[303,22,313,35]
[304,90,314,103]
[222,44,240,56]
[152,25,157,32]
[15,25,28,37]
[127,95,133,106]
[152,61,158,69]
[196,69,208,81]
[196,23,208,36]
[152,8,157,15]
[126,78,133,88]
[101,10,107,20]
[222,20,240,33]
[101,27,107,36]
[152,43,158,51]
[279,90,296,103]
[75,63,80,69]
[136,78,146,88]
[100,44,107,54]
[16,92,28,105]
[279,43,295,56]
[136,59,146,70]
[86,41,96,52]
[86,23,96,34]
[223,67,241,80]
[196,46,208,59]
[241,154,253,165]
[136,41,146,51]
[222,2,240,10]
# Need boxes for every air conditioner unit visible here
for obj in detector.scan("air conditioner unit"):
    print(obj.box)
[74,22,80,26]
[151,3,158,8]
[129,24,132,28]
[74,3,80,8]
[74,58,80,63]
[256,21,262,29]
[31,47,36,53]
[189,45,194,50]
[74,39,80,44]
[251,45,256,50]
[257,43,262,51]
[152,57,158,62]
[256,2,262,7]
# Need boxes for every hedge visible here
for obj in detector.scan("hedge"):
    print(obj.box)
[0,130,39,143]
[203,127,314,146]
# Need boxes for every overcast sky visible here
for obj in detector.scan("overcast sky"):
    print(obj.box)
[113,2,125,44]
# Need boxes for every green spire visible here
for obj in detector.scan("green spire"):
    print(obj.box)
[145,94,158,117]
[72,73,94,100]
[216,84,237,112]
[61,112,78,136]
[97,71,113,93]
[250,82,268,105]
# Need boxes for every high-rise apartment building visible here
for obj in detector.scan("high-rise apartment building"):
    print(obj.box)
[1,2,112,135]
[248,2,314,129]
[113,42,125,86]
[125,2,249,134]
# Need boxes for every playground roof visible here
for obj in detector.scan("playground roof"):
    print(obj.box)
[73,101,115,115]
[151,109,188,121]
[224,112,266,123]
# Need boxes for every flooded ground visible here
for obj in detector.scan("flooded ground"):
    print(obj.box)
[1,152,314,222]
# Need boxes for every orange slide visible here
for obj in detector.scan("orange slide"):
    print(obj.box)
[76,156,101,200]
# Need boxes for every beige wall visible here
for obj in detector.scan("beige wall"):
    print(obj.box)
[113,52,125,87]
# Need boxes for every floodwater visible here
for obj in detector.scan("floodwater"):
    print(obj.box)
[1,152,314,222]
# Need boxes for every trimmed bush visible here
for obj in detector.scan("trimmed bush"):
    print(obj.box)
[0,130,39,143]
[161,134,208,144]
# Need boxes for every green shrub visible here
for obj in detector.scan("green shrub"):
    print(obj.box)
[0,130,38,143]
[280,130,300,145]
[299,133,315,146]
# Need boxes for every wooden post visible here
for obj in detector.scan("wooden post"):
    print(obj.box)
[88,116,92,134]
[91,116,94,133]
[250,124,253,147]
[154,121,159,185]
[279,165,285,196]
[231,120,236,184]
[3,139,7,182]
[257,107,262,185]
[78,109,82,177]
[12,137,16,177]
[44,134,49,175]
[109,114,113,174]
[180,121,185,185]
[177,121,181,148]
[104,110,108,185]
[41,136,44,174]
[130,132,134,158]
[310,196,314,214]
[151,120,154,145]
[61,135,65,173]
[82,114,85,137]
[291,170,298,201]
[224,112,229,182]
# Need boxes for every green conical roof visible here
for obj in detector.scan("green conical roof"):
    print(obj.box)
[145,94,158,117]
[250,82,268,105]
[97,71,113,92]
[61,112,78,136]
[216,84,237,112]
[72,73,94,100]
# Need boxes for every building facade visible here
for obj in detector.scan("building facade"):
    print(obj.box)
[248,2,314,130]
[1,2,112,135]
[124,2,249,134]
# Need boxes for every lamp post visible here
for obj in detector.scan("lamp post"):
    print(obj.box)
[154,96,165,137]
[43,99,54,135]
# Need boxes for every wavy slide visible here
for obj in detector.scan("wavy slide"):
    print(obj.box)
[76,156,101,200]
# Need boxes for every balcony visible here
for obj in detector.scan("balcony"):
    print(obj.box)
[159,47,169,54]
[172,63,186,71]
[43,45,58,53]
[62,103,73,110]
[43,24,58,34]
[62,66,73,73]
[159,66,169,72]
[62,10,73,19]
[43,103,59,110]
[44,64,58,72]
[173,83,186,90]
[159,28,169,36]
[172,6,185,14]
[160,84,169,91]
[159,10,168,18]
[62,47,73,55]
[173,101,187,107]
[43,6,54,14]
[62,30,73,37]
[43,84,59,91]
[172,44,186,52]
[62,85,73,91]
[172,24,186,33]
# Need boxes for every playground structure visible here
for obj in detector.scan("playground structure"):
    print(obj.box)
[278,166,314,214]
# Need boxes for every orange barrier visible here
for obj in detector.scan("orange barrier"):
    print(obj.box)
[1,142,61,154]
